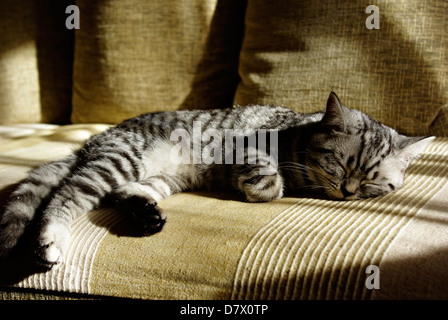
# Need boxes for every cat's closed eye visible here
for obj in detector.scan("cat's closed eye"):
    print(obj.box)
[347,156,355,168]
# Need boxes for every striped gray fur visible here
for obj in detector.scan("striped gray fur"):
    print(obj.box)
[0,92,434,268]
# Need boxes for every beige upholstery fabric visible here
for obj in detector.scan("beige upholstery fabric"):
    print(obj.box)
[373,182,448,299]
[71,0,245,124]
[0,125,447,299]
[235,0,448,136]
[0,0,73,124]
[1,0,448,301]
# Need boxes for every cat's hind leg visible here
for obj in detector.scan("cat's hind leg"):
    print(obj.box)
[111,175,186,235]
[34,162,121,268]
[0,154,78,258]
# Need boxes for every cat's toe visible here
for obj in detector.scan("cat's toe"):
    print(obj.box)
[134,201,166,235]
[35,223,70,269]
[121,196,167,235]
[35,242,64,269]
[142,204,166,235]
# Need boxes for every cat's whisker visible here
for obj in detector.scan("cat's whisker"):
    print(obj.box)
[301,185,328,189]
[279,162,312,171]
[279,166,310,175]
[279,164,309,170]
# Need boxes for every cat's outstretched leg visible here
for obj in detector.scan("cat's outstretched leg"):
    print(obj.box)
[36,174,187,268]
[0,154,77,258]
[35,163,119,268]
[111,175,186,235]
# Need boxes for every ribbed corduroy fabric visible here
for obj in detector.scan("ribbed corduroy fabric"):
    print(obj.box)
[232,140,448,299]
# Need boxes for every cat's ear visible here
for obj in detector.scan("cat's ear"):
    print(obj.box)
[396,135,435,166]
[321,92,345,132]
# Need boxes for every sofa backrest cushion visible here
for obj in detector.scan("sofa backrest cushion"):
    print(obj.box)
[0,0,73,124]
[71,0,245,124]
[1,1,446,137]
[234,0,448,136]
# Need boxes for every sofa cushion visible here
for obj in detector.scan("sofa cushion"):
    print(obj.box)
[71,0,245,124]
[0,0,73,124]
[0,124,447,299]
[234,0,448,136]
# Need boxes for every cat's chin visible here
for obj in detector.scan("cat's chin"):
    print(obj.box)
[325,190,361,201]
[342,194,361,201]
[325,189,344,201]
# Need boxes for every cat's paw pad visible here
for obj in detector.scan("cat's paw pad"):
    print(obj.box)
[120,196,167,235]
[35,223,69,269]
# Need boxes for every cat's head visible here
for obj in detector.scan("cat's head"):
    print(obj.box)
[305,92,434,200]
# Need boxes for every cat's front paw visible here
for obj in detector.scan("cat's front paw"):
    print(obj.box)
[119,196,167,235]
[239,171,284,202]
[35,222,70,269]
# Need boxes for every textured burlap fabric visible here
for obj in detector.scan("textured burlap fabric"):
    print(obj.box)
[234,0,448,136]
[71,0,245,124]
[0,0,73,124]
[2,0,446,136]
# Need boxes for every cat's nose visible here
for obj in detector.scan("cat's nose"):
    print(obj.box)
[341,186,355,198]
[342,178,359,199]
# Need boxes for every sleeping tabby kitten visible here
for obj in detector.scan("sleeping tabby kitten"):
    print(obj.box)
[0,92,433,268]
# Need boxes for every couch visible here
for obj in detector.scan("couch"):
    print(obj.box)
[0,0,447,300]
